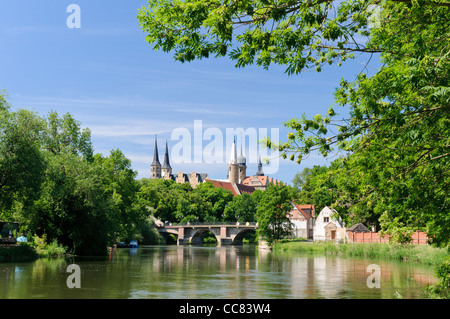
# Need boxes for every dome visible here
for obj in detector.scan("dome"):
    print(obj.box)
[237,137,246,166]
[237,154,246,165]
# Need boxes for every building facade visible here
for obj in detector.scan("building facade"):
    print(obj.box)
[313,206,345,242]
[227,136,247,184]
[150,136,209,188]
[288,204,315,239]
[150,135,278,192]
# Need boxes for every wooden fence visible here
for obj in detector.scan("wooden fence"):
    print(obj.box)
[347,230,428,245]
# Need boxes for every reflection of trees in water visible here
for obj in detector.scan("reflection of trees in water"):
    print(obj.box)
[280,256,437,299]
[0,247,437,298]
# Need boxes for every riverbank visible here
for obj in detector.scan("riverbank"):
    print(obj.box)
[0,240,68,262]
[0,244,39,261]
[272,240,449,266]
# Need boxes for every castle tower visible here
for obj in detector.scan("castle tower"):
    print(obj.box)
[161,140,172,178]
[150,135,161,179]
[237,136,247,183]
[256,154,264,176]
[228,136,239,184]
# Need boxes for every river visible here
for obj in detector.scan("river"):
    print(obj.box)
[0,245,437,299]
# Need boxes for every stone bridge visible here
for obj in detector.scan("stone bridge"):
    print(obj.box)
[157,222,258,246]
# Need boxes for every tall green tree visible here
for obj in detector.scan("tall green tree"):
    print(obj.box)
[0,93,167,253]
[291,165,334,212]
[33,149,112,256]
[145,179,192,223]
[278,1,450,245]
[223,192,257,223]
[292,167,313,191]
[256,183,293,243]
[94,150,149,243]
[194,181,234,221]
[138,179,234,224]
[0,105,46,220]
[42,111,93,161]
[138,178,177,216]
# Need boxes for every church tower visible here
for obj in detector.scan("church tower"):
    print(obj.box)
[161,140,172,178]
[237,137,247,183]
[228,136,239,184]
[256,154,264,176]
[150,135,161,179]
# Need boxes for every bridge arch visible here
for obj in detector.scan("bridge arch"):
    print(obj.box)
[232,228,257,245]
[158,229,179,245]
[158,223,258,246]
[190,229,219,245]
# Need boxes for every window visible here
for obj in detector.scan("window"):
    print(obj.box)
[323,217,329,223]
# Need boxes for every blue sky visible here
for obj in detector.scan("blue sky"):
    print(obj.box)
[0,1,380,185]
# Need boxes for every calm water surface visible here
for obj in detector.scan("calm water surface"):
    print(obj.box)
[0,245,437,299]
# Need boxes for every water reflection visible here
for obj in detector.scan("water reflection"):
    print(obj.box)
[0,246,437,299]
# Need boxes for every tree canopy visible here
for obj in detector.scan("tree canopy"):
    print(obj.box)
[0,101,161,255]
[256,183,293,243]
[138,0,450,246]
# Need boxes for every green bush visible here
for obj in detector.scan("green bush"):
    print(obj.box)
[136,216,165,245]
[0,243,38,261]
[38,240,67,257]
[30,235,67,257]
[426,256,450,299]
[273,241,448,266]
[202,232,218,245]
[167,234,178,245]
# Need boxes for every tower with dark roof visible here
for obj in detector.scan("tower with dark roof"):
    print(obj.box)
[256,155,264,176]
[150,135,161,179]
[161,140,172,178]
[237,136,247,183]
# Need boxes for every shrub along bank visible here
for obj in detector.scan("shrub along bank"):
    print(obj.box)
[272,240,449,266]
[0,235,68,261]
[272,240,450,298]
[0,244,39,261]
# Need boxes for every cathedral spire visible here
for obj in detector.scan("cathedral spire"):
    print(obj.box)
[228,136,239,184]
[150,135,162,179]
[162,140,171,170]
[229,135,237,164]
[151,135,161,166]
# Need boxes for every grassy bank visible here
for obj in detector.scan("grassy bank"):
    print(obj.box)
[272,240,449,266]
[0,244,39,261]
[0,236,68,262]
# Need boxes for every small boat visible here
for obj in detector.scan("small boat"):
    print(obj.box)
[129,240,138,248]
[17,236,27,243]
[116,242,128,248]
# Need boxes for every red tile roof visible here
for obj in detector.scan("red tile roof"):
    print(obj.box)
[242,175,268,186]
[235,183,256,195]
[206,179,255,196]
[291,203,315,219]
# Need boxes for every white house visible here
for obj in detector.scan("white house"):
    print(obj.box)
[313,206,345,242]
[288,203,315,240]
